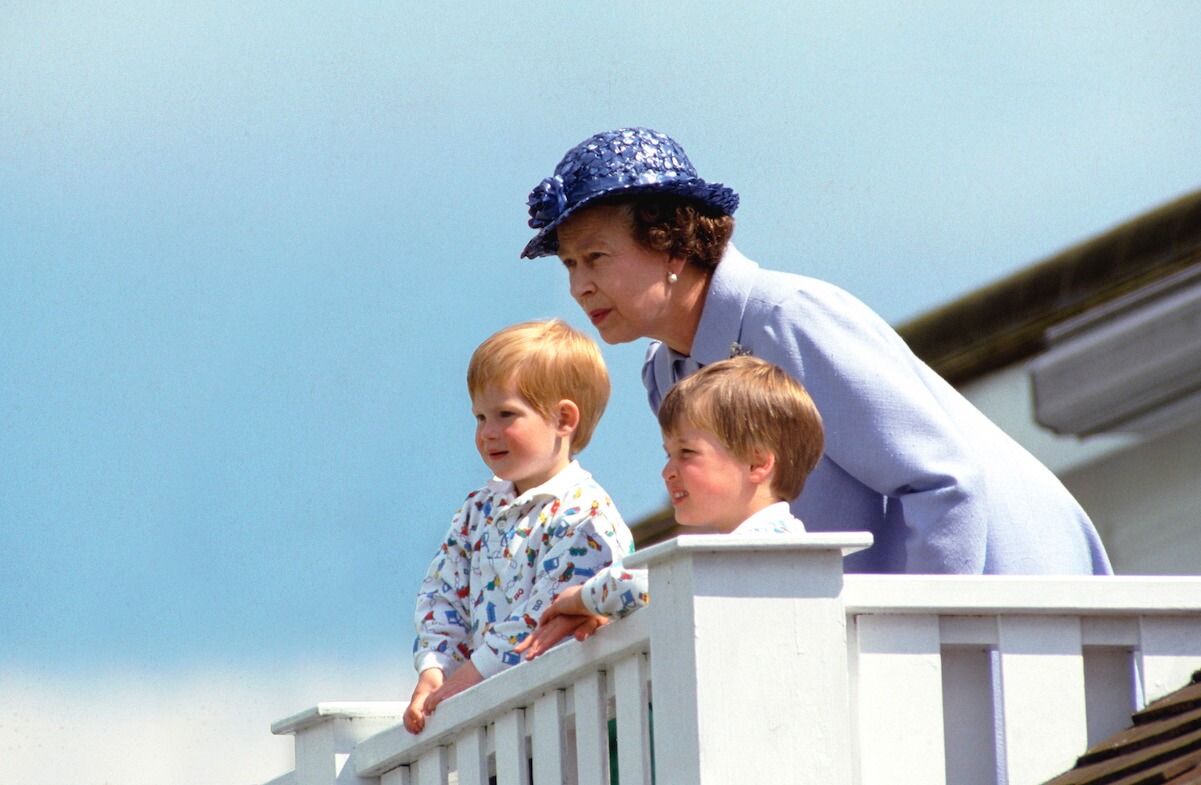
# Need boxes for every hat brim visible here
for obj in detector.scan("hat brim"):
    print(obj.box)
[520,178,739,259]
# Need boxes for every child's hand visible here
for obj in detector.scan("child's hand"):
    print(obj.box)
[516,613,610,659]
[424,661,484,715]
[403,668,444,734]
[514,586,611,660]
[543,585,588,619]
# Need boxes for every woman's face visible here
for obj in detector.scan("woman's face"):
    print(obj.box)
[556,205,677,346]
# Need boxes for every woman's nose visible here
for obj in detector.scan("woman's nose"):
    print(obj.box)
[568,266,594,300]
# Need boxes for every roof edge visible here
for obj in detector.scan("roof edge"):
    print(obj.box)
[897,190,1201,385]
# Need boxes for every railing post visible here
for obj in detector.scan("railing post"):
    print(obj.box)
[625,534,871,785]
[271,703,408,785]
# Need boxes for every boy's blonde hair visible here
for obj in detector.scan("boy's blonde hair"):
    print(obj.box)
[658,356,824,500]
[467,319,610,453]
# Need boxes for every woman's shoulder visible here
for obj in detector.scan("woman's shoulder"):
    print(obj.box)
[722,251,886,326]
[746,263,862,311]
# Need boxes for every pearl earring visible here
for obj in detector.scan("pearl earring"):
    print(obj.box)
[667,272,678,284]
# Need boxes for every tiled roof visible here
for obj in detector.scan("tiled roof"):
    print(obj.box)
[1043,670,1201,785]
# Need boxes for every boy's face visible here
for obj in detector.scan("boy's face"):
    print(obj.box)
[661,424,757,533]
[472,381,571,496]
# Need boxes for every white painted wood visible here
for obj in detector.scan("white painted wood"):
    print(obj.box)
[1138,616,1201,705]
[854,614,945,785]
[571,672,609,785]
[614,654,651,785]
[845,608,862,785]
[272,703,410,737]
[531,690,567,785]
[257,553,1201,785]
[941,646,998,785]
[454,727,488,785]
[940,615,999,646]
[997,616,1087,785]
[380,766,411,785]
[639,554,699,785]
[294,721,338,785]
[1081,617,1140,647]
[355,612,650,778]
[415,747,448,785]
[273,704,407,785]
[622,533,874,568]
[636,538,863,785]
[493,710,529,785]
[1083,647,1137,745]
[844,575,1201,615]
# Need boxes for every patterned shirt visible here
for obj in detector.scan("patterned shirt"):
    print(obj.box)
[413,461,632,679]
[580,502,806,618]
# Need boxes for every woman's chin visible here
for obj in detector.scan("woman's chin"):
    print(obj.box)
[594,323,640,345]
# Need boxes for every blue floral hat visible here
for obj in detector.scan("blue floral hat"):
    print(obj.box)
[520,127,739,259]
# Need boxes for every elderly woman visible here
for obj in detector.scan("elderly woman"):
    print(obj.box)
[522,127,1111,575]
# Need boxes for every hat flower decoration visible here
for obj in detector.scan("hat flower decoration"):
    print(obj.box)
[528,176,568,230]
[521,127,739,259]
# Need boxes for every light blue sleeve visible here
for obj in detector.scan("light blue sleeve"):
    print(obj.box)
[749,279,987,572]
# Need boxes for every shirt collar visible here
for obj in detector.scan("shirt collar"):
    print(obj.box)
[655,243,758,371]
[689,243,758,365]
[483,460,591,506]
[732,501,793,534]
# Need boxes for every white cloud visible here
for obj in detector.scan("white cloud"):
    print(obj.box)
[0,662,415,785]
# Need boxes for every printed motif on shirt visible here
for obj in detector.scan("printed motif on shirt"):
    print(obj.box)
[413,464,632,677]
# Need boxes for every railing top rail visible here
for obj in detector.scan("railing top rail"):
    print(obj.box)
[624,533,874,569]
[271,702,409,736]
[354,608,652,778]
[843,574,1201,615]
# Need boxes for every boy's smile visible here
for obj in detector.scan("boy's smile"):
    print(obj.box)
[472,381,573,496]
[662,425,769,534]
[662,427,783,537]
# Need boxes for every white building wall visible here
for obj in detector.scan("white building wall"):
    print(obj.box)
[961,364,1201,576]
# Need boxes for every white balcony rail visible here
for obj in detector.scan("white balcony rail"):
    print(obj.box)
[268,536,1201,785]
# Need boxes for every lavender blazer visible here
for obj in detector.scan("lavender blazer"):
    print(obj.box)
[644,245,1112,575]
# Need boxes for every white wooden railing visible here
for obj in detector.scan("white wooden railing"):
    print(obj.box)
[266,536,1201,785]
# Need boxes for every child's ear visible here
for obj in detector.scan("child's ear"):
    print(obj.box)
[555,400,581,437]
[748,448,776,485]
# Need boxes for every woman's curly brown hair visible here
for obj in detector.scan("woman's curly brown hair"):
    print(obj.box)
[602,193,735,270]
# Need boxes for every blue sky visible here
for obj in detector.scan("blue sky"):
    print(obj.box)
[2,3,1200,782]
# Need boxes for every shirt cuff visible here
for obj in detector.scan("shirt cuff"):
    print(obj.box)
[580,572,606,616]
[470,644,509,680]
[415,650,456,675]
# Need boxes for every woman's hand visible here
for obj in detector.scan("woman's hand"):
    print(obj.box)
[403,668,444,734]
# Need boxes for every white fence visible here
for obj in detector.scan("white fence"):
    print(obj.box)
[267,535,1201,785]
